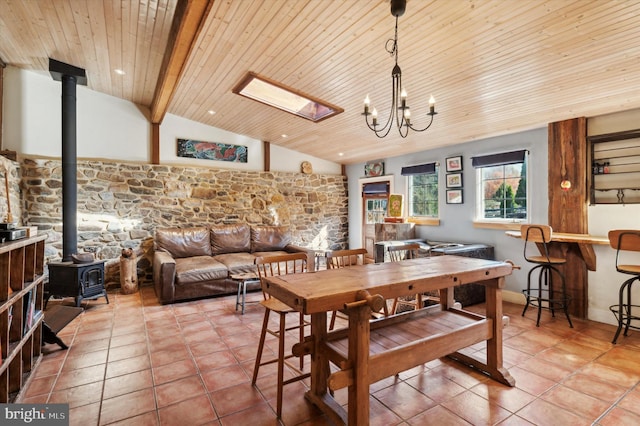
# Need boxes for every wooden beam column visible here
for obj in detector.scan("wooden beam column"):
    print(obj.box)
[548,117,589,318]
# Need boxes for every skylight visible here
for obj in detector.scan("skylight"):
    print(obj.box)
[232,72,343,122]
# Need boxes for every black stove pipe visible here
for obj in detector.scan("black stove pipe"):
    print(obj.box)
[49,59,87,262]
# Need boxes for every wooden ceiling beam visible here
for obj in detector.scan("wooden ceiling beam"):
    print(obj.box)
[150,0,213,125]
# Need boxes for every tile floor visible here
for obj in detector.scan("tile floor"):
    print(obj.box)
[19,285,640,426]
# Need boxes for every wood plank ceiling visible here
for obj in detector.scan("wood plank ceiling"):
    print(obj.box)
[1,0,640,165]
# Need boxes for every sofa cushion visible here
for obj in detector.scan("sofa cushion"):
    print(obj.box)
[174,256,228,285]
[155,227,212,258]
[213,252,258,275]
[210,223,251,255]
[251,226,291,252]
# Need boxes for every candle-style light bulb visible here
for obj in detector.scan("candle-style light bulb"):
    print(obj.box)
[372,108,378,126]
[401,88,407,109]
[404,108,411,125]
[429,95,436,114]
[364,95,370,115]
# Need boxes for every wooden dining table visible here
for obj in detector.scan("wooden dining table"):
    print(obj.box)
[263,255,515,425]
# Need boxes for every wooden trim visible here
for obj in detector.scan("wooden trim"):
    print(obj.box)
[473,221,521,231]
[263,140,270,171]
[151,123,160,164]
[150,0,212,124]
[406,217,440,226]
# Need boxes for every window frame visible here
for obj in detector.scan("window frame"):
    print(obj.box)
[405,165,439,220]
[474,151,529,224]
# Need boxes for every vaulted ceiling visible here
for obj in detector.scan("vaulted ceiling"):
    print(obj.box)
[2,0,640,165]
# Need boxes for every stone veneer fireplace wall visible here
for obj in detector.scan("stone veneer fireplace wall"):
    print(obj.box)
[19,157,349,288]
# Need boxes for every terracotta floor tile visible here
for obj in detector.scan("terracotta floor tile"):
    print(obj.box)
[469,381,536,413]
[105,354,151,379]
[152,358,198,386]
[23,294,640,425]
[201,364,250,392]
[100,388,156,425]
[373,381,437,419]
[507,367,557,397]
[22,374,57,398]
[155,375,207,408]
[48,381,104,408]
[108,341,149,362]
[69,401,101,426]
[516,398,591,426]
[560,373,627,403]
[218,401,279,425]
[103,368,154,400]
[194,349,239,372]
[598,406,640,426]
[404,371,466,403]
[158,394,217,426]
[407,404,472,425]
[442,390,511,425]
[541,384,610,419]
[209,382,265,417]
[53,364,106,391]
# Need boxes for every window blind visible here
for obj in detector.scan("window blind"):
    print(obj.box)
[400,162,437,175]
[471,150,527,168]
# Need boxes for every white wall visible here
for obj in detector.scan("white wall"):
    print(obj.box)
[347,127,548,300]
[3,67,150,161]
[3,67,342,174]
[160,113,342,174]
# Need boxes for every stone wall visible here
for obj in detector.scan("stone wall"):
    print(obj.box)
[20,157,349,287]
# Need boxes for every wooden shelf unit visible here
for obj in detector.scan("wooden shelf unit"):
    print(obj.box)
[0,234,46,402]
[589,129,640,205]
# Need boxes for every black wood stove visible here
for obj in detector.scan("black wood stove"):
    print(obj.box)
[47,260,108,307]
[45,59,109,308]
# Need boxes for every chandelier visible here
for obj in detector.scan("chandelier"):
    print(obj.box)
[363,0,436,138]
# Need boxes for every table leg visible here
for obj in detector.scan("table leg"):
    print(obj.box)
[348,304,371,425]
[235,281,242,312]
[242,280,247,314]
[484,277,515,386]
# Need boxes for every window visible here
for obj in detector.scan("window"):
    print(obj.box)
[473,150,528,221]
[402,163,438,217]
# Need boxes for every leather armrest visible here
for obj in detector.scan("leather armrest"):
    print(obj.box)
[153,250,176,303]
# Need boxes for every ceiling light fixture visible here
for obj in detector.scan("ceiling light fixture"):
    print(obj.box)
[363,0,437,138]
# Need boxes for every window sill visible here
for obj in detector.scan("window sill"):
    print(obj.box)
[407,217,440,226]
[473,221,522,231]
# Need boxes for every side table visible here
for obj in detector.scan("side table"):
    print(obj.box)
[231,273,260,314]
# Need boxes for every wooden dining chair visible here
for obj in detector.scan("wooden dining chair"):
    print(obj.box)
[388,243,427,314]
[607,230,640,343]
[520,224,573,327]
[252,252,309,418]
[325,248,389,330]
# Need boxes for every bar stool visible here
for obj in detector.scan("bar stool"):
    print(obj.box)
[251,252,309,418]
[520,224,573,327]
[607,230,640,344]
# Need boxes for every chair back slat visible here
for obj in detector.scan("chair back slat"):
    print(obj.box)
[255,252,308,298]
[326,248,367,269]
[520,224,552,243]
[608,230,640,252]
[388,243,421,262]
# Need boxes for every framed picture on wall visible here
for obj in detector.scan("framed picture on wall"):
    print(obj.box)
[446,156,463,172]
[446,172,463,188]
[364,161,385,177]
[446,189,463,204]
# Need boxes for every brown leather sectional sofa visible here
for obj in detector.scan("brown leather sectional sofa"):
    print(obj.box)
[153,223,312,304]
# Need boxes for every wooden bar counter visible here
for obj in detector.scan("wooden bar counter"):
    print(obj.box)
[263,256,515,425]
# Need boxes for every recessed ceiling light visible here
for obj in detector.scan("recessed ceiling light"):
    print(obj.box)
[281,134,288,138]
[338,153,344,156]
[233,72,343,122]
[114,69,125,75]
[208,110,216,115]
